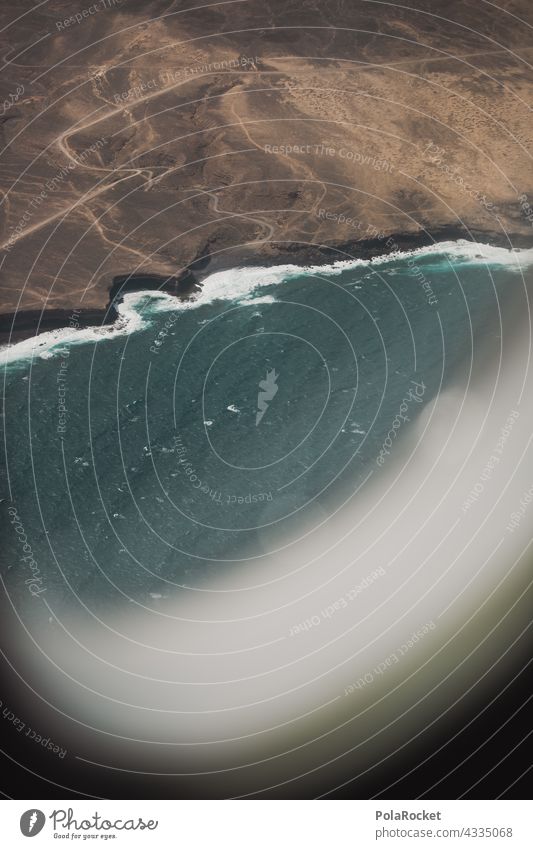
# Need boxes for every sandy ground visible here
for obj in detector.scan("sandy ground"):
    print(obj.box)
[0,0,532,341]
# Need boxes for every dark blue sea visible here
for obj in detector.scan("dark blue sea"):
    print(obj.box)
[2,241,532,622]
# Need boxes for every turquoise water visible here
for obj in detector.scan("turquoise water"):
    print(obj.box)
[2,244,530,621]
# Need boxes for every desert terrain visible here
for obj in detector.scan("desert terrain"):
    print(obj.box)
[0,0,532,341]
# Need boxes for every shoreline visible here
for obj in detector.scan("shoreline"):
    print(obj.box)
[1,227,531,348]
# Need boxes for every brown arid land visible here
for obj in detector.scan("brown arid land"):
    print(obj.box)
[0,0,532,342]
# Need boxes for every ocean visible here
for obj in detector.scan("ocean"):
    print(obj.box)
[2,240,533,624]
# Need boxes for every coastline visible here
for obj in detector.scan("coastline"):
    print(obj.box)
[187,225,533,281]
[1,226,531,349]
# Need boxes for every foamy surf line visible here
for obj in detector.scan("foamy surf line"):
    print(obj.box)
[2,240,532,367]
[0,292,154,368]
